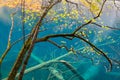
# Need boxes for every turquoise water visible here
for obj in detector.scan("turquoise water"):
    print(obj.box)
[0,6,120,80]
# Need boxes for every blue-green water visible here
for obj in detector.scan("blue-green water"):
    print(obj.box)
[0,6,120,80]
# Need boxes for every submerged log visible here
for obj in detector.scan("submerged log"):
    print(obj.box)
[3,51,84,80]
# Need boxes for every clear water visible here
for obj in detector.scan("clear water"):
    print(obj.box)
[0,3,120,80]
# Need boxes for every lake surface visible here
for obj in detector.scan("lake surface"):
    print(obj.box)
[0,2,120,80]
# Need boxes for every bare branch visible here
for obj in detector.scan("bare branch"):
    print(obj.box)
[47,39,69,51]
[74,34,112,71]
[35,33,112,71]
[35,33,74,42]
[91,22,120,30]
[65,0,78,8]
[0,12,16,64]
[21,0,26,46]
[10,1,63,80]
[59,60,84,80]
[73,0,107,34]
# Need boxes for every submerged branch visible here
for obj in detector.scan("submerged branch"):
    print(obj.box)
[0,12,16,64]
[35,32,112,71]
[7,1,63,80]
[12,51,83,80]
[59,60,84,80]
[1,0,118,80]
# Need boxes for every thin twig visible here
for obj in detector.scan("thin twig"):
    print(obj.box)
[73,0,107,34]
[47,39,69,51]
[0,12,16,64]
[91,22,120,30]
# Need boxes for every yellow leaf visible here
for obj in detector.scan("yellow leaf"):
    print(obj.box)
[80,0,100,15]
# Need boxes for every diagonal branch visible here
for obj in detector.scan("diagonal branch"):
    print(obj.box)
[74,34,112,71]
[35,32,112,71]
[15,1,63,80]
[47,39,69,51]
[73,0,107,34]
[0,12,16,64]
[65,0,78,8]
[91,22,120,30]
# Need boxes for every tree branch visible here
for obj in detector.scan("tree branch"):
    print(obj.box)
[47,39,69,51]
[91,22,120,30]
[73,0,107,34]
[0,12,16,64]
[35,32,112,71]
